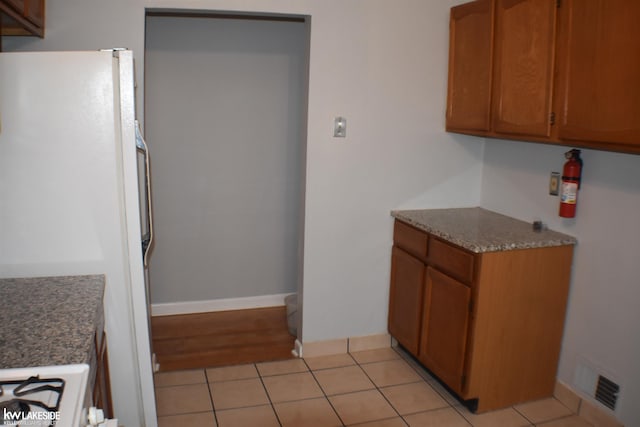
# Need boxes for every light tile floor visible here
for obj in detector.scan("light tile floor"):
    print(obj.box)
[154,347,593,427]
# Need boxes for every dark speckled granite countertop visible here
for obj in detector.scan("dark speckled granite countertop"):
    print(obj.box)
[392,207,577,253]
[0,275,104,368]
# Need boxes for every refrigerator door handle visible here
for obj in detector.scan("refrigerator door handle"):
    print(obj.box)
[135,120,154,267]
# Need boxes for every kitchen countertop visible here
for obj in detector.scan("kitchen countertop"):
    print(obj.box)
[0,275,104,368]
[392,207,577,253]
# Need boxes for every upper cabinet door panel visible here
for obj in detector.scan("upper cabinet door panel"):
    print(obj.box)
[492,0,557,137]
[446,0,494,132]
[558,0,640,146]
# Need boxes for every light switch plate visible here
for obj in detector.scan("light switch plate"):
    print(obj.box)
[334,117,346,138]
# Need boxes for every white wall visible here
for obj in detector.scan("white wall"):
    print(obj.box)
[481,139,640,427]
[144,16,306,304]
[4,0,484,424]
[298,0,483,341]
[6,0,483,334]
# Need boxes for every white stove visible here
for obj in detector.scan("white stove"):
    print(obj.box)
[0,364,116,427]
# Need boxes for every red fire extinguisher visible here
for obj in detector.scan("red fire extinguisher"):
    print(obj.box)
[559,149,583,218]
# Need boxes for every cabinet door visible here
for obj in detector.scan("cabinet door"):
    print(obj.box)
[446,0,494,132]
[492,0,557,137]
[419,267,471,395]
[557,0,640,147]
[388,246,425,355]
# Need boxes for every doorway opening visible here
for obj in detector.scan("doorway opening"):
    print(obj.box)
[144,10,309,370]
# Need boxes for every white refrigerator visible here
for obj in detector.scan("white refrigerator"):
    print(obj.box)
[0,50,158,427]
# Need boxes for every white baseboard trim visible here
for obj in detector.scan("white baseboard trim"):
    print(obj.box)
[151,293,294,317]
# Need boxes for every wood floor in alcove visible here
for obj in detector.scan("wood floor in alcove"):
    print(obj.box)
[151,306,296,372]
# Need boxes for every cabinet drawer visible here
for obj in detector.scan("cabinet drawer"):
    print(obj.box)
[428,238,475,284]
[393,220,428,259]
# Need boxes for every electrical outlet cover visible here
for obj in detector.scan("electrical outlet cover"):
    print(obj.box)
[549,172,560,196]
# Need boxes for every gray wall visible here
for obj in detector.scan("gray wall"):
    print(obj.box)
[144,15,306,304]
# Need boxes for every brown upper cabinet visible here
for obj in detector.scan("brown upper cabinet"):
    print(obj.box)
[0,0,45,38]
[446,0,640,154]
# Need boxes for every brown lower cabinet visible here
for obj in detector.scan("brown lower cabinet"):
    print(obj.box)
[388,219,574,412]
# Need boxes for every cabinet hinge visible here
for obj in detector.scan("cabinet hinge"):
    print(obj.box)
[550,112,556,126]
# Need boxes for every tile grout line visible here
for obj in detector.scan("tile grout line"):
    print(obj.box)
[203,368,221,427]
[307,348,464,425]
[165,352,454,425]
[450,404,488,427]
[158,351,601,427]
[388,347,474,426]
[392,347,466,404]
[254,362,285,427]
[206,364,283,426]
[301,356,348,426]
[350,351,415,426]
[391,347,510,426]
[510,404,535,426]
[392,347,582,427]
[531,413,590,427]
[514,397,588,427]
